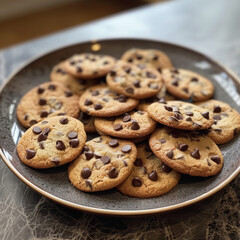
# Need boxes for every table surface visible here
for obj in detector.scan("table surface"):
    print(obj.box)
[0,0,239,239]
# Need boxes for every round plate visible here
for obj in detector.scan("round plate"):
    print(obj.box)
[0,39,240,216]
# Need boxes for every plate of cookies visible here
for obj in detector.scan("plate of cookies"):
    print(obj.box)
[0,38,240,216]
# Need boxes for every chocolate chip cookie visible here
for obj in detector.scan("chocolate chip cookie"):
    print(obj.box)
[64,53,115,79]
[106,60,163,99]
[117,143,181,198]
[79,84,139,117]
[162,68,214,101]
[68,136,137,192]
[17,82,80,128]
[17,116,87,169]
[50,62,99,95]
[94,109,157,138]
[149,127,223,177]
[147,100,214,130]
[196,100,240,144]
[121,48,173,72]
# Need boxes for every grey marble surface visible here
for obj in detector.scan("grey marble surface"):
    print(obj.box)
[0,0,239,239]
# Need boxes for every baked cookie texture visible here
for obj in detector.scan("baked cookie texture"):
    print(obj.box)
[79,84,139,117]
[64,53,115,79]
[147,100,214,130]
[17,116,86,169]
[50,62,99,96]
[121,48,173,72]
[162,68,214,101]
[149,127,223,177]
[17,82,80,128]
[94,109,157,138]
[196,99,240,144]
[106,60,163,99]
[117,143,181,198]
[68,136,137,192]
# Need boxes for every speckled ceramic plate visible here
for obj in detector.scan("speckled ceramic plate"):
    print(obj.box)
[0,39,240,216]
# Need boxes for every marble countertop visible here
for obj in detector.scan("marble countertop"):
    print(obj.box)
[0,0,239,239]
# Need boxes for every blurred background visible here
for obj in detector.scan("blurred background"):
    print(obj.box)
[0,0,165,50]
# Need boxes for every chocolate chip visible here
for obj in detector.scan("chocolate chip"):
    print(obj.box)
[124,67,131,74]
[174,113,183,120]
[32,126,42,134]
[234,128,239,136]
[178,144,188,151]
[162,164,172,173]
[56,68,66,74]
[94,153,102,159]
[213,128,222,133]
[213,115,221,120]
[103,61,109,65]
[109,139,119,147]
[126,87,134,94]
[60,117,68,124]
[185,112,194,116]
[84,99,93,106]
[81,168,92,179]
[93,137,102,143]
[39,142,44,149]
[171,69,179,74]
[191,77,198,82]
[82,146,90,152]
[137,64,146,69]
[127,58,133,63]
[210,155,221,164]
[91,90,99,96]
[70,61,75,65]
[146,71,156,78]
[166,150,174,159]
[182,88,189,93]
[133,80,140,88]
[58,113,66,116]
[134,157,143,167]
[85,151,94,160]
[25,149,36,159]
[94,103,103,110]
[85,180,92,189]
[48,84,56,90]
[114,123,123,131]
[186,117,192,121]
[159,138,166,143]
[148,170,158,181]
[55,102,62,110]
[148,83,158,89]
[117,95,127,103]
[131,120,140,130]
[190,148,200,159]
[109,70,116,76]
[108,167,119,178]
[201,111,210,119]
[39,98,46,105]
[42,127,50,135]
[193,122,202,129]
[56,140,66,150]
[65,90,73,97]
[68,131,78,139]
[37,87,45,94]
[101,156,111,165]
[171,79,179,86]
[123,114,131,122]
[24,114,29,121]
[157,68,162,73]
[164,105,173,112]
[213,105,221,113]
[132,177,142,187]
[153,55,158,60]
[69,139,79,148]
[37,133,47,142]
[169,116,178,122]
[170,131,179,138]
[77,67,83,73]
[51,157,60,165]
[40,110,48,118]
[158,98,167,104]
[121,145,132,153]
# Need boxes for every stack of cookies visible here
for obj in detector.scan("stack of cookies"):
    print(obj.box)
[16,49,240,198]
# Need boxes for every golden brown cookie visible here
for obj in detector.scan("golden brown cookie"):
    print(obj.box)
[149,127,223,177]
[17,82,80,128]
[121,48,173,72]
[68,136,137,192]
[117,143,181,198]
[64,53,115,79]
[17,116,86,169]
[162,68,214,101]
[106,60,163,99]
[196,100,240,144]
[79,84,139,117]
[147,100,214,130]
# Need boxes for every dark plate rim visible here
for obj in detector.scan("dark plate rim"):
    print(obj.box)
[1,37,240,216]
